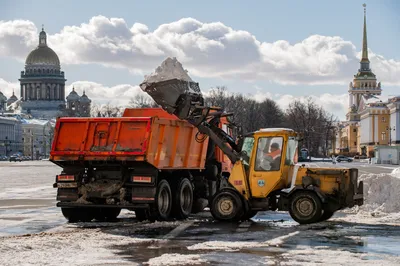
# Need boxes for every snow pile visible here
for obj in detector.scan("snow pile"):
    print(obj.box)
[356,167,400,214]
[145,253,206,266]
[341,167,400,220]
[143,57,193,83]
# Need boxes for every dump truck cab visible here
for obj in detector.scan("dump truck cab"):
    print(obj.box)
[212,128,363,224]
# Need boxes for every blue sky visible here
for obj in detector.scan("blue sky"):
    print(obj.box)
[1,0,400,119]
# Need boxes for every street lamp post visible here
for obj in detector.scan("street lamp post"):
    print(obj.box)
[4,136,10,157]
[386,126,396,146]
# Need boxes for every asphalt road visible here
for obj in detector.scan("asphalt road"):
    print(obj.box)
[0,161,399,265]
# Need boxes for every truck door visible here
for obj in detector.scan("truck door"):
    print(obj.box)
[249,136,284,198]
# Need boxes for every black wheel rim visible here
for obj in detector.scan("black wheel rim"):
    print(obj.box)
[158,187,170,216]
[180,184,192,212]
[217,196,235,216]
[295,197,314,217]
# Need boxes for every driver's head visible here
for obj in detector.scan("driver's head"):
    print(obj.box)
[270,142,280,152]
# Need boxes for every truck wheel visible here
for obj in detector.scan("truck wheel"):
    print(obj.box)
[61,208,94,223]
[289,191,322,224]
[152,179,172,221]
[172,178,193,219]
[211,190,243,221]
[318,210,334,222]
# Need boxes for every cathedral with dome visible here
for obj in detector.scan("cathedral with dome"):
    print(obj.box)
[0,26,91,118]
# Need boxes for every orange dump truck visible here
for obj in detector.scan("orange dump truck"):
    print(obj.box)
[50,108,235,222]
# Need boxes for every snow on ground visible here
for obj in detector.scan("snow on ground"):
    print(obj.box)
[145,253,206,266]
[0,228,161,266]
[187,231,299,251]
[279,245,400,266]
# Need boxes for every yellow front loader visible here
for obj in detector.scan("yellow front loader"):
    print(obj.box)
[211,128,363,224]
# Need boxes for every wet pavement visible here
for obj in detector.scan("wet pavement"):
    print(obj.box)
[1,161,400,265]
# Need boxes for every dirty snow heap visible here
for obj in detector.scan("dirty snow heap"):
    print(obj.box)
[142,57,193,83]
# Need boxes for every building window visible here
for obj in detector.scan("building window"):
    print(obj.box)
[382,117,386,122]
[381,132,386,141]
[353,129,357,133]
[354,142,357,146]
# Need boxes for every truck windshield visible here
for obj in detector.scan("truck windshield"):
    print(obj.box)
[241,137,255,165]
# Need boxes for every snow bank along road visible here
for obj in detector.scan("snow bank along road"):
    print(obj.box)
[1,161,400,265]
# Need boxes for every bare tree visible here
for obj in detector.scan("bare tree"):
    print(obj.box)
[128,94,158,108]
[286,98,337,157]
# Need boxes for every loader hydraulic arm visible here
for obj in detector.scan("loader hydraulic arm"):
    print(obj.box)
[140,79,243,163]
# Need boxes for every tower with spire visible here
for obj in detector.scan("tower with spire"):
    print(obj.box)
[346,3,381,122]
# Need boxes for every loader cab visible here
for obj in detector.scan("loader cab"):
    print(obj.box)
[238,128,298,198]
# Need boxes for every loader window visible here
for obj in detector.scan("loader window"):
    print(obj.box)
[241,137,255,166]
[285,137,298,165]
[255,137,283,171]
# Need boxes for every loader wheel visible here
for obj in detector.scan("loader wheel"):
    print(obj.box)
[151,179,172,221]
[172,178,193,219]
[211,190,243,221]
[289,191,322,224]
[242,210,258,220]
[61,207,94,223]
[318,210,334,222]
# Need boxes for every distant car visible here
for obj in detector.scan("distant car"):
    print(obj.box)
[336,155,353,163]
[9,155,22,162]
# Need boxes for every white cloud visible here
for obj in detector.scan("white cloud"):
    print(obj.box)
[1,17,400,85]
[0,78,19,98]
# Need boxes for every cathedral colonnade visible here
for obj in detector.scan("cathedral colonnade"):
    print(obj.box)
[20,83,65,101]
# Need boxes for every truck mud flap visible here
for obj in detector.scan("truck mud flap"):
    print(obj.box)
[57,188,79,201]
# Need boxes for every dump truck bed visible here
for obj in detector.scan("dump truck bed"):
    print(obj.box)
[50,115,209,169]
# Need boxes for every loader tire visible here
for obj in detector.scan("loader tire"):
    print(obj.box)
[211,189,243,222]
[318,210,334,222]
[242,210,258,220]
[289,191,322,224]
[172,178,193,220]
[61,207,94,223]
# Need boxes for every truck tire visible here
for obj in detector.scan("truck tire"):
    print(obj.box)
[151,179,172,221]
[210,189,243,221]
[61,208,94,223]
[289,191,322,224]
[172,178,193,219]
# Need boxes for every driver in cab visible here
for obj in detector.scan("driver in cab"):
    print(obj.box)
[257,142,282,171]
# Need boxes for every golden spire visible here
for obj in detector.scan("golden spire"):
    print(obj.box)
[361,3,369,62]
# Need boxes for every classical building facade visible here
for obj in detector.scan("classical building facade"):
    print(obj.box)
[0,26,91,119]
[0,116,23,156]
[336,5,399,159]
[18,27,67,119]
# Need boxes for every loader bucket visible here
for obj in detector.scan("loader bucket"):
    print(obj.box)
[140,78,204,120]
